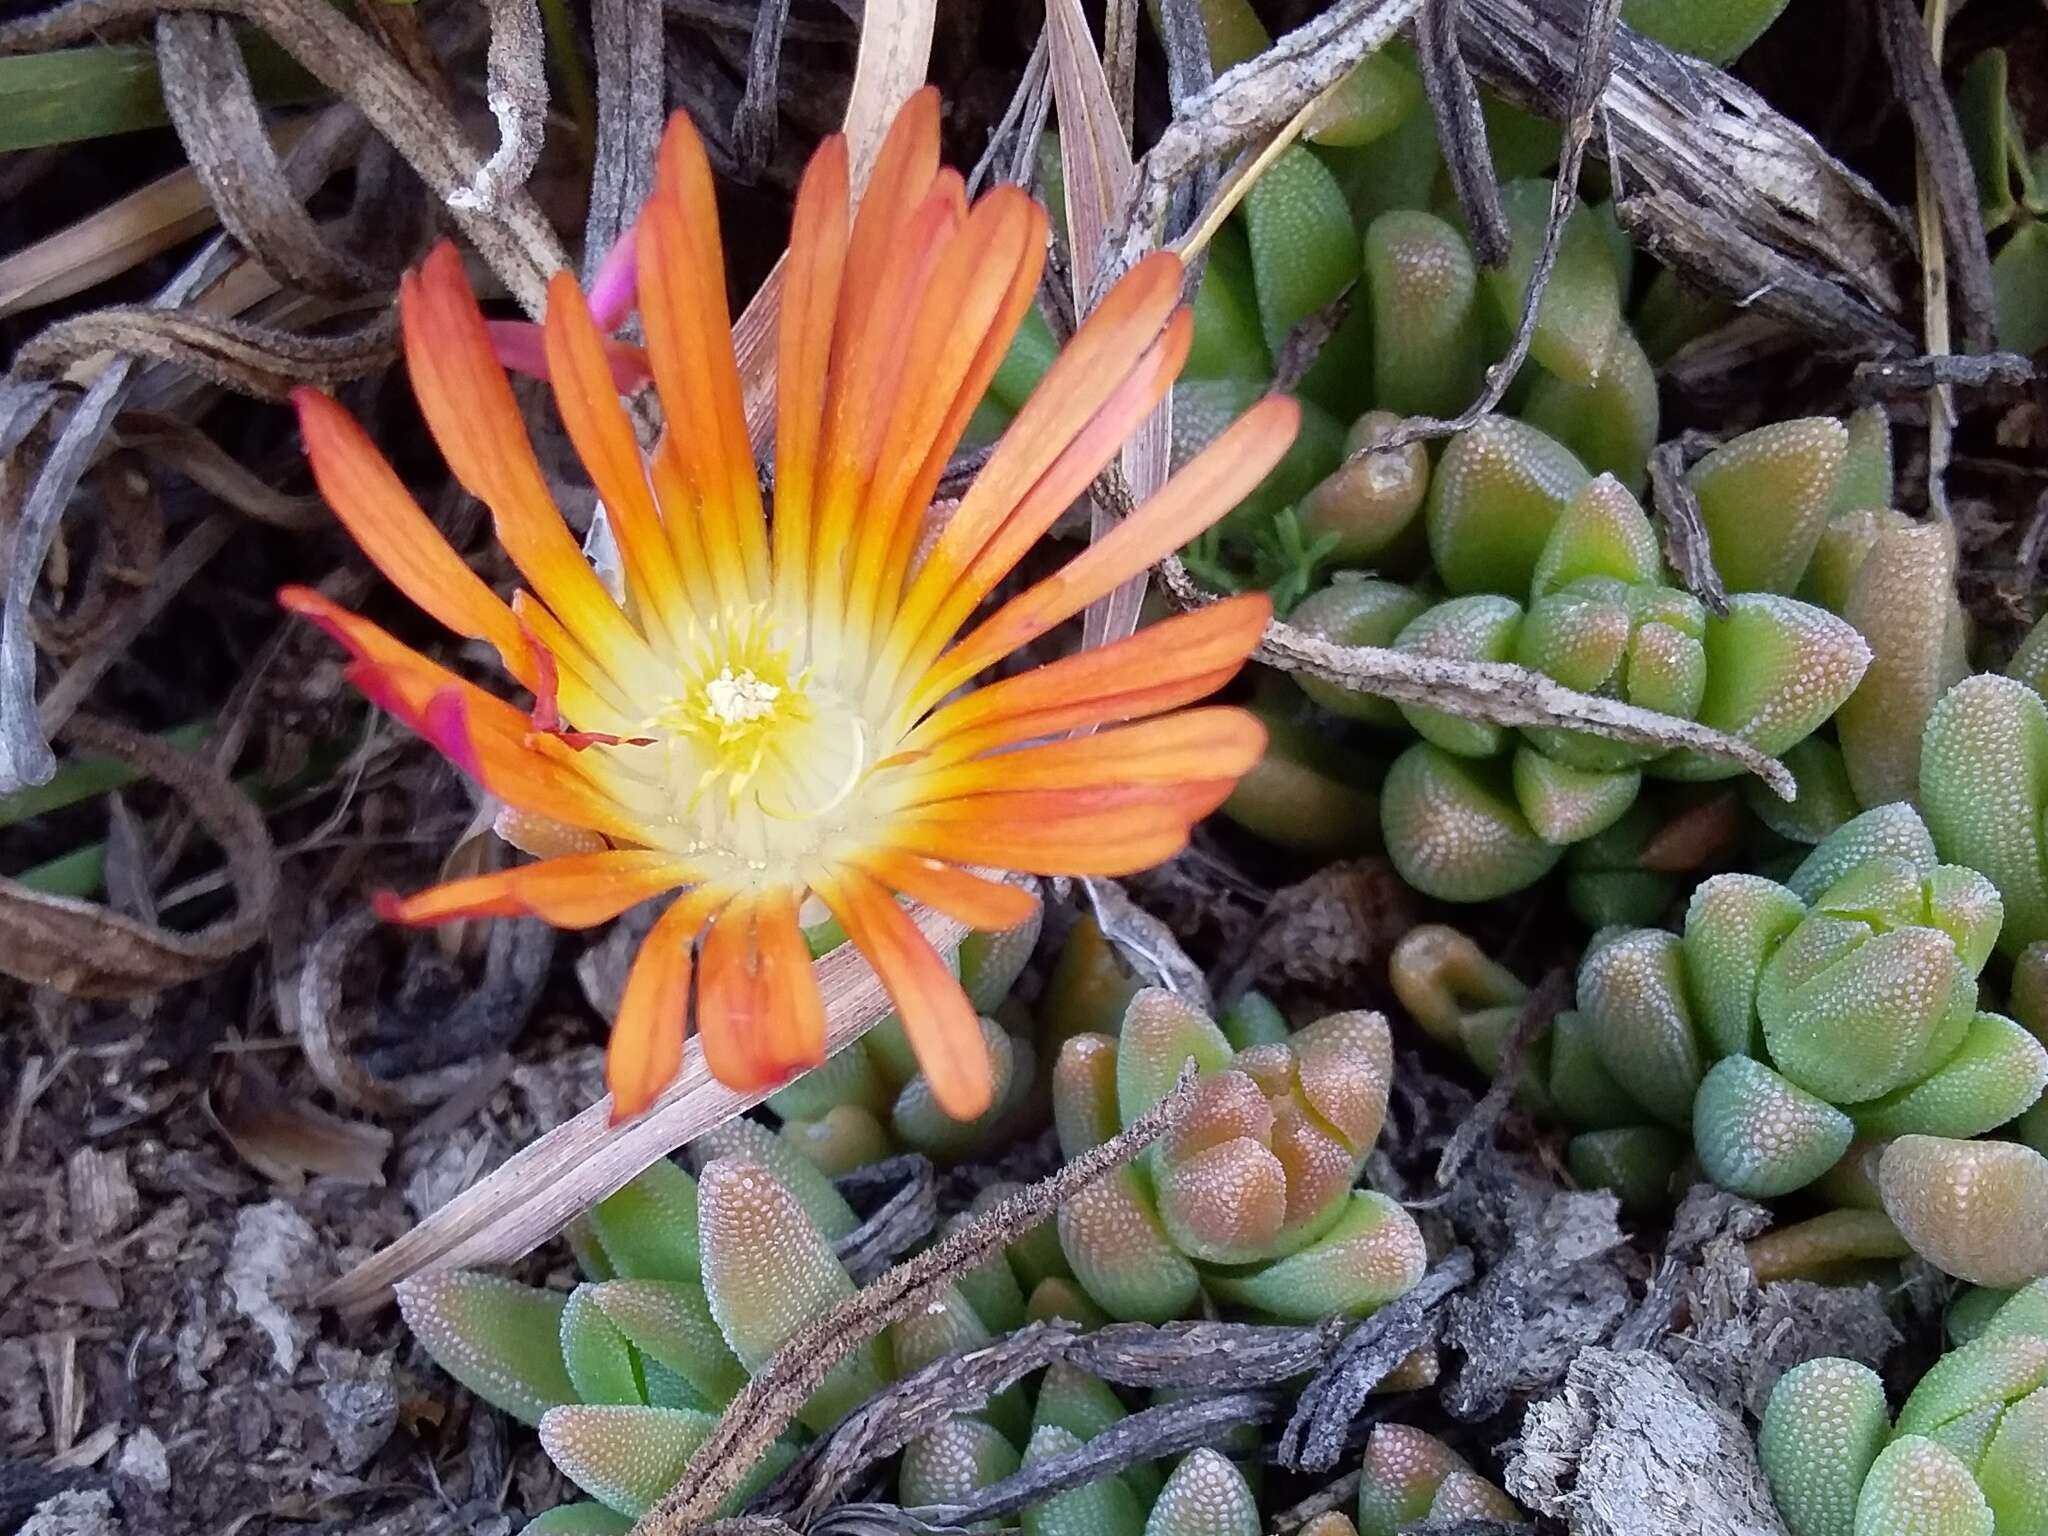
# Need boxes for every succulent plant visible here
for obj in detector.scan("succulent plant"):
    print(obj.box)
[1760,1278,2048,1536]
[1354,1422,1527,1534]
[1923,674,2048,959]
[397,1117,1071,1532]
[771,910,1042,1172]
[1051,989,1426,1322]
[1372,465,1867,901]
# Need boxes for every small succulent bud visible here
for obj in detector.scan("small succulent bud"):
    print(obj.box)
[1042,915,1143,1047]
[1833,516,1968,806]
[1383,743,1564,901]
[1242,145,1359,352]
[1222,684,1384,854]
[1481,180,1623,390]
[1424,417,1590,595]
[1829,405,1895,514]
[1027,1276,1114,1328]
[1020,1425,1147,1536]
[1296,417,1434,568]
[1880,1136,2048,1287]
[1522,325,1661,494]
[1923,675,2048,957]
[1393,594,1527,756]
[1387,923,1526,1050]
[1759,1357,1891,1536]
[1684,418,1849,595]
[1288,577,1433,725]
[780,1104,893,1176]
[1363,211,1483,419]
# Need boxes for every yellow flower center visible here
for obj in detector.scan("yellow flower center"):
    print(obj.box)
[611,606,884,884]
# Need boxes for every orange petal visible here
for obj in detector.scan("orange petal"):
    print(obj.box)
[810,176,965,642]
[771,134,851,610]
[877,285,1192,715]
[897,707,1267,806]
[542,272,690,649]
[608,888,724,1123]
[816,864,992,1119]
[642,113,769,606]
[282,586,643,842]
[847,185,1047,652]
[852,849,1042,931]
[695,891,828,1094]
[376,849,696,928]
[401,244,653,678]
[918,397,1298,709]
[889,782,1233,877]
[293,388,537,693]
[832,86,942,398]
[906,593,1272,761]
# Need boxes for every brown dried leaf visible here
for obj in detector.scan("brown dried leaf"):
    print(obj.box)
[210,1061,392,1190]
[0,716,277,994]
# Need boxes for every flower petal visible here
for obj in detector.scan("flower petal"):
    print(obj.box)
[852,849,1041,931]
[642,112,770,606]
[846,184,1047,655]
[542,271,690,649]
[906,594,1272,761]
[771,133,851,612]
[401,243,655,681]
[376,849,697,927]
[485,318,651,392]
[917,396,1298,710]
[696,891,828,1094]
[897,707,1267,806]
[817,864,992,1119]
[608,888,724,1123]
[809,173,965,644]
[889,783,1234,876]
[292,387,537,692]
[876,264,1192,714]
[282,586,644,841]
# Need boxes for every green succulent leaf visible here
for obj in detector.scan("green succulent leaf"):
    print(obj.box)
[538,1404,794,1518]
[694,1115,859,1239]
[1383,744,1564,902]
[1394,595,1527,757]
[1481,180,1623,389]
[1243,145,1359,352]
[1424,417,1590,595]
[1576,928,1705,1127]
[1684,417,1848,595]
[585,1279,747,1407]
[1849,1011,2048,1140]
[1356,1423,1471,1536]
[1521,328,1661,495]
[1145,1451,1261,1536]
[1880,1136,2048,1287]
[1363,210,1482,419]
[396,1272,577,1427]
[561,1287,645,1407]
[1565,1125,1685,1213]
[1692,1055,1854,1198]
[1923,676,2048,956]
[521,1503,636,1536]
[590,1158,701,1279]
[1760,1357,1891,1536]
[1852,1437,1991,1536]
[1202,1189,1425,1320]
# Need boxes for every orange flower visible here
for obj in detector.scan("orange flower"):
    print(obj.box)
[283,90,1296,1123]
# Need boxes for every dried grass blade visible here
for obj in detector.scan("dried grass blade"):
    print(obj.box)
[1045,0,1160,654]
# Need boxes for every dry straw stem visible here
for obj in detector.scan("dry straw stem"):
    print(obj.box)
[1648,435,1731,617]
[1155,557,1798,797]
[630,1062,1204,1536]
